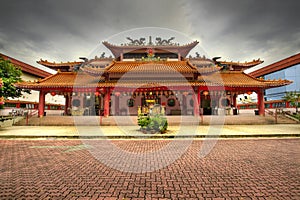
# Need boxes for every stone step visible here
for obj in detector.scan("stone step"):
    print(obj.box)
[14,114,297,126]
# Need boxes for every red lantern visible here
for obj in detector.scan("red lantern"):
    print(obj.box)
[94,91,100,96]
[50,91,56,96]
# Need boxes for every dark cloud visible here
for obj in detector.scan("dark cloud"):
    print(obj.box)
[0,0,299,72]
[184,0,300,69]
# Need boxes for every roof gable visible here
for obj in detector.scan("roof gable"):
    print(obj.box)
[0,53,52,78]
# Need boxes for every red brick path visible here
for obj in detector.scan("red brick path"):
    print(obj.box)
[0,139,299,199]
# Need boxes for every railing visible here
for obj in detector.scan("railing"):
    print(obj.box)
[282,111,300,123]
[26,109,38,125]
[265,109,278,124]
[265,108,299,124]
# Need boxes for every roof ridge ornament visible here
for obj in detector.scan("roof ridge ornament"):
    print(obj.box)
[155,37,175,45]
[126,37,146,45]
[124,36,176,46]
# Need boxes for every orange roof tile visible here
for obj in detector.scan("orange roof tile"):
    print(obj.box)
[81,67,106,75]
[200,71,291,88]
[189,58,215,67]
[16,72,104,89]
[16,70,291,90]
[106,61,198,74]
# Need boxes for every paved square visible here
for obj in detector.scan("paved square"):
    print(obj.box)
[0,139,299,199]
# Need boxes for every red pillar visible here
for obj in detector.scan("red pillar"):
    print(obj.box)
[104,88,111,117]
[233,94,237,107]
[64,93,70,115]
[193,88,200,116]
[115,95,120,116]
[182,94,187,115]
[38,91,46,118]
[257,89,265,116]
[198,88,202,114]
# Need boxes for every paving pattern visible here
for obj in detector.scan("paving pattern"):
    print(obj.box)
[0,139,299,199]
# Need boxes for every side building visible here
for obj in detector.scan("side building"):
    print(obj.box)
[0,53,65,116]
[249,53,300,100]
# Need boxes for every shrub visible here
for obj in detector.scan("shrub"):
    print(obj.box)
[138,114,168,134]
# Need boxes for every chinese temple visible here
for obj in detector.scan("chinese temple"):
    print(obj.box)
[16,36,291,118]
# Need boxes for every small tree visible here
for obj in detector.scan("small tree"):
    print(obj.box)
[283,91,300,113]
[0,56,30,100]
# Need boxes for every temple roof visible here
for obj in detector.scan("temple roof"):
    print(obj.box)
[188,58,215,67]
[189,57,263,71]
[37,59,82,72]
[219,59,263,67]
[81,60,220,76]
[106,61,198,74]
[84,58,113,67]
[16,70,291,90]
[200,71,290,88]
[37,59,82,68]
[103,40,199,58]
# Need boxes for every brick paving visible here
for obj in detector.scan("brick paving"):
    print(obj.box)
[0,139,299,199]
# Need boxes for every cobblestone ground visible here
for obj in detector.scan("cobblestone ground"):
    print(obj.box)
[0,139,299,199]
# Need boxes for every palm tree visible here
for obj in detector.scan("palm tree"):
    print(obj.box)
[283,91,300,113]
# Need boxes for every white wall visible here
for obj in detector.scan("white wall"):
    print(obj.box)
[9,72,65,105]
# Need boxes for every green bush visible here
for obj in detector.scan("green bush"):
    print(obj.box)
[292,113,300,120]
[138,114,168,133]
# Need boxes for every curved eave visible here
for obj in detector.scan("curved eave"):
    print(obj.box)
[16,80,292,90]
[103,41,199,58]
[260,79,292,88]
[15,70,292,90]
[220,59,263,67]
[37,59,82,68]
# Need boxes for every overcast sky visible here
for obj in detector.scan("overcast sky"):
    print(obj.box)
[0,0,299,73]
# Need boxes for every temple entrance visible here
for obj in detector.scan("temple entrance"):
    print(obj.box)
[65,90,240,116]
[140,98,161,115]
[94,95,103,116]
[141,97,161,107]
[202,99,212,115]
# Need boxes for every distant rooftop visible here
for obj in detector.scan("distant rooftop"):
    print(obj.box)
[0,53,52,78]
